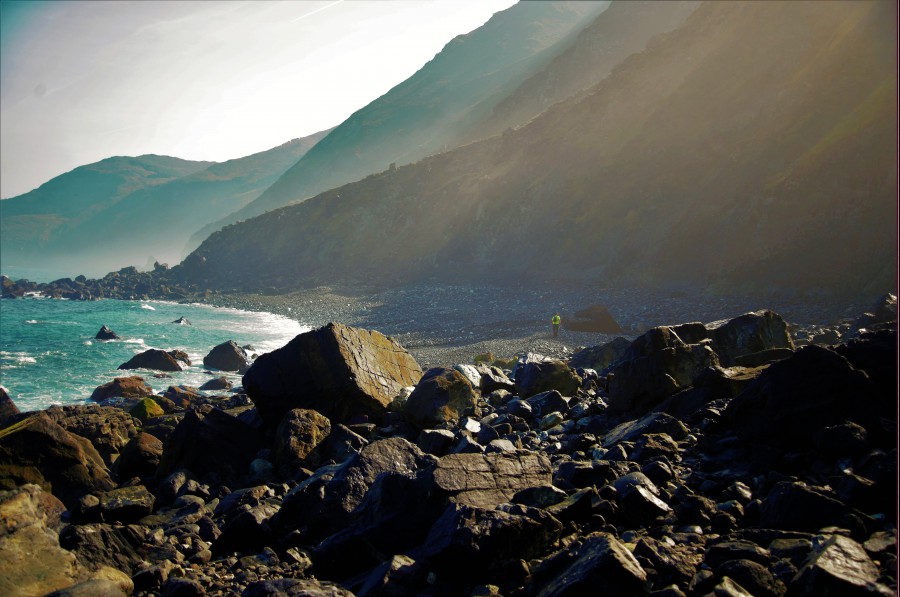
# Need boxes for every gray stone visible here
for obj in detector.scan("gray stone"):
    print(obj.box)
[433,451,552,507]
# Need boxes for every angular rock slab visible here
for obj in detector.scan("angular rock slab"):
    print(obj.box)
[117,349,184,372]
[792,534,893,596]
[708,310,794,367]
[244,323,423,426]
[433,452,552,507]
[404,367,478,429]
[203,340,252,372]
[536,532,648,596]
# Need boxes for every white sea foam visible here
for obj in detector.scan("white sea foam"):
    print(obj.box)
[141,304,156,311]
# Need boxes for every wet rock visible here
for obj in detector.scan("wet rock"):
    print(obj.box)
[274,408,332,474]
[404,367,478,429]
[708,310,794,367]
[95,325,119,340]
[199,376,233,392]
[89,376,154,402]
[0,412,115,509]
[514,359,582,399]
[204,340,252,372]
[244,323,423,427]
[172,317,191,325]
[433,451,552,507]
[535,532,648,596]
[118,348,185,372]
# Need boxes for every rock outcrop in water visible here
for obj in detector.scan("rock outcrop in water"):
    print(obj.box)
[0,308,895,596]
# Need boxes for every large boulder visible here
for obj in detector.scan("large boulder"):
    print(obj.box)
[535,533,649,596]
[0,412,115,509]
[89,376,154,403]
[114,432,164,482]
[44,405,139,468]
[243,323,423,427]
[607,326,718,414]
[94,326,119,340]
[514,360,582,399]
[404,368,478,429]
[117,349,184,372]
[708,310,794,367]
[0,484,88,596]
[568,336,632,373]
[203,340,252,372]
[791,534,893,596]
[155,404,266,485]
[564,304,623,333]
[725,345,890,451]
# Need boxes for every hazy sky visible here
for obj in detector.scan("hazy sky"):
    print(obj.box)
[0,0,518,198]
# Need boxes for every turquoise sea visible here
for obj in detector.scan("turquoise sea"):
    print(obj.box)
[0,296,309,413]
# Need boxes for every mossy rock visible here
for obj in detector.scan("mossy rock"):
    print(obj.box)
[129,398,164,423]
[473,352,495,365]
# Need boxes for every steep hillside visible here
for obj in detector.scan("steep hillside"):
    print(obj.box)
[179,0,897,301]
[205,1,609,232]
[1,131,329,276]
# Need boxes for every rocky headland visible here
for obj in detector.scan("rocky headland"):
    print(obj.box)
[0,285,896,596]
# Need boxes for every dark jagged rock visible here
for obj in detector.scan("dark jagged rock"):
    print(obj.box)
[0,412,115,509]
[514,359,582,399]
[58,523,145,576]
[156,404,266,486]
[203,340,252,372]
[115,432,163,481]
[607,326,718,414]
[404,367,478,428]
[199,376,233,392]
[568,336,632,373]
[708,310,795,367]
[118,349,184,372]
[162,385,203,409]
[243,323,423,427]
[172,317,191,326]
[792,534,893,596]
[90,376,154,402]
[725,343,892,452]
[0,386,19,426]
[95,325,120,340]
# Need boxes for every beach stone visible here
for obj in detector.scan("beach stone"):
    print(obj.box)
[634,536,700,586]
[118,348,184,372]
[357,554,428,597]
[792,534,893,596]
[514,359,582,399]
[244,323,423,427]
[95,325,119,340]
[274,408,332,474]
[404,367,478,428]
[203,340,252,372]
[477,365,516,393]
[115,432,163,481]
[0,412,115,509]
[129,397,165,423]
[321,423,369,464]
[90,376,154,402]
[708,310,794,366]
[716,559,785,597]
[0,484,87,597]
[535,532,648,596]
[0,387,18,427]
[242,579,354,597]
[156,404,266,485]
[433,451,552,507]
[759,481,849,533]
[416,428,456,456]
[162,385,203,408]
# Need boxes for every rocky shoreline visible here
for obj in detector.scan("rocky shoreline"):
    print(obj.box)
[0,288,896,596]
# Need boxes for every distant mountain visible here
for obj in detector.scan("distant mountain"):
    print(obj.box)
[1,130,329,277]
[178,0,897,301]
[193,1,612,242]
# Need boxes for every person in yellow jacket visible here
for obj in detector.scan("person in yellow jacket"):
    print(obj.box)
[552,313,561,337]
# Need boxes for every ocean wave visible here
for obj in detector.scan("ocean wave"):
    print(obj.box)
[0,351,37,365]
[124,338,146,344]
[141,304,156,311]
